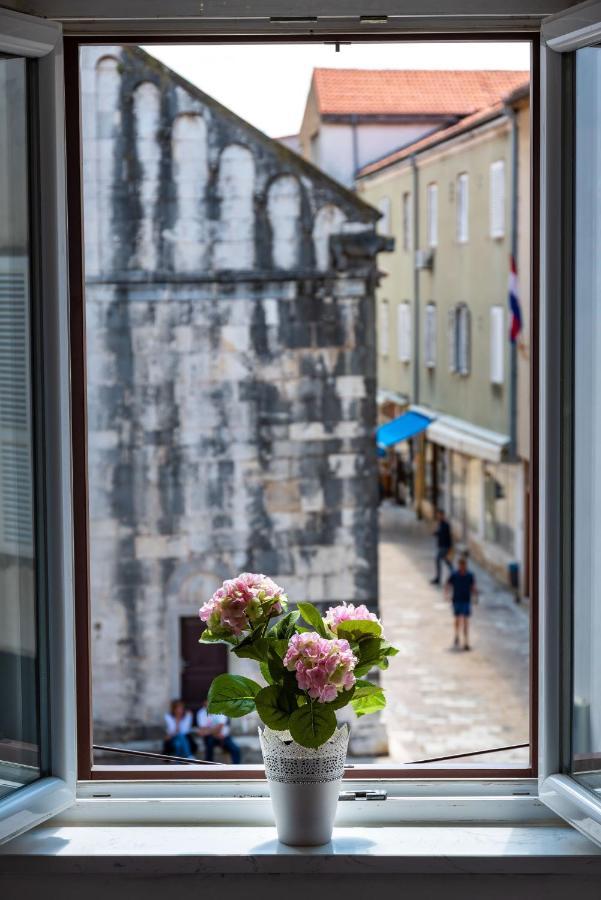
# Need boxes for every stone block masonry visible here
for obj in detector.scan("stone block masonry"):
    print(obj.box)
[81,46,390,742]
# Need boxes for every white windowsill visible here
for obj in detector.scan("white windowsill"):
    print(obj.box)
[1,821,601,875]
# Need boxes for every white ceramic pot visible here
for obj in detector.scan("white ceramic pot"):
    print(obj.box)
[259,724,350,846]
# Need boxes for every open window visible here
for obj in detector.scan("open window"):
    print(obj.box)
[539,0,601,849]
[0,6,75,843]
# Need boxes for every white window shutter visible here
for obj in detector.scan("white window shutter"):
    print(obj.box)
[0,257,33,557]
[397,302,411,362]
[490,306,505,384]
[457,173,469,243]
[458,305,471,376]
[427,183,438,248]
[490,160,506,238]
[402,191,411,251]
[425,303,437,368]
[448,307,457,372]
[380,299,390,356]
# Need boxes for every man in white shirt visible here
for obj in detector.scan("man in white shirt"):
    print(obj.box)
[196,699,241,764]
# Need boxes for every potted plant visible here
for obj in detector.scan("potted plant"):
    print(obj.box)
[200,572,398,846]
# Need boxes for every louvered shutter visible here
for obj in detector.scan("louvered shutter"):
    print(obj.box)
[456,173,469,243]
[427,183,438,248]
[490,306,505,384]
[397,302,411,362]
[0,256,33,556]
[458,305,471,376]
[448,307,457,372]
[490,160,506,239]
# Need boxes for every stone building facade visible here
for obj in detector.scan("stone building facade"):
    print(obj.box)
[81,47,387,742]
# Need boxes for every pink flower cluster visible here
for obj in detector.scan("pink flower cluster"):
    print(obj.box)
[324,602,380,635]
[283,632,357,703]
[199,573,287,638]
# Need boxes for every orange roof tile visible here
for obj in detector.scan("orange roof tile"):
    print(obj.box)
[312,68,529,117]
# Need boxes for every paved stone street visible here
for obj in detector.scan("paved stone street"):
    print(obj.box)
[379,502,530,766]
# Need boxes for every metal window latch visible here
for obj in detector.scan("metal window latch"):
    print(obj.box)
[339,790,387,801]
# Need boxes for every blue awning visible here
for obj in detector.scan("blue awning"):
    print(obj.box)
[376,410,433,449]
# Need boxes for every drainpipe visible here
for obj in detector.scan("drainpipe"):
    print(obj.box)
[411,153,420,406]
[506,104,519,461]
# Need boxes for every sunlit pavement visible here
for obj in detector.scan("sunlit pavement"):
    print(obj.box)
[378,502,530,767]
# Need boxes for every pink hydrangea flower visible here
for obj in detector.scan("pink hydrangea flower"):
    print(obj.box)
[283,632,357,703]
[324,602,380,635]
[199,573,287,639]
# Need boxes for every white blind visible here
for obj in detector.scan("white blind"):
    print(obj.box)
[490,305,505,384]
[397,302,412,362]
[377,196,391,234]
[456,173,469,243]
[424,303,437,368]
[457,304,471,376]
[426,183,438,248]
[490,160,506,238]
[0,257,33,555]
[380,299,390,356]
[402,191,411,251]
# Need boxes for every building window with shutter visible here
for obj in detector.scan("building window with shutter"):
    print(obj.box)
[456,173,469,243]
[448,307,458,373]
[397,301,412,363]
[457,303,471,376]
[402,191,411,252]
[424,302,437,368]
[377,196,391,234]
[490,305,505,384]
[426,182,438,248]
[490,159,506,239]
[380,299,390,357]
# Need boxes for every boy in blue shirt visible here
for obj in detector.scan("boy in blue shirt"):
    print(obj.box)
[445,555,478,651]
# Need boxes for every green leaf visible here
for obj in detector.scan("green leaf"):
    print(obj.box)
[354,637,384,676]
[233,636,270,662]
[270,610,300,641]
[353,679,381,698]
[297,602,328,638]
[336,619,382,642]
[200,631,228,644]
[351,688,386,718]
[380,641,399,657]
[207,674,261,718]
[328,686,355,710]
[289,703,337,749]
[260,661,274,685]
[255,685,297,731]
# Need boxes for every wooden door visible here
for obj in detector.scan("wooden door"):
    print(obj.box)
[179,617,227,712]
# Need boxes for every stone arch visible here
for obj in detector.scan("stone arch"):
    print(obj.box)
[132,81,161,271]
[170,113,208,273]
[93,55,122,274]
[214,143,255,270]
[266,175,302,271]
[312,204,347,272]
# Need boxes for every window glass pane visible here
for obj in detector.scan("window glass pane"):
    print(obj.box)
[0,56,41,798]
[572,46,601,784]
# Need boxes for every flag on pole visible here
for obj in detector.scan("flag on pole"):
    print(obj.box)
[508,255,522,342]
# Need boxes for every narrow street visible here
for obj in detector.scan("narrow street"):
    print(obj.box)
[379,503,530,766]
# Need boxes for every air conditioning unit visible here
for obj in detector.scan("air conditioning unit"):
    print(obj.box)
[415,248,435,271]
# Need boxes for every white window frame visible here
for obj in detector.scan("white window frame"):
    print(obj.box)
[0,7,76,845]
[490,306,505,385]
[456,172,469,243]
[426,182,438,248]
[424,302,437,369]
[490,159,506,239]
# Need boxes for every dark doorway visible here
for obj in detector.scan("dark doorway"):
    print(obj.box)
[179,617,227,712]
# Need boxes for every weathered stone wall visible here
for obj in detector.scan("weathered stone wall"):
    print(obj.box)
[81,46,384,741]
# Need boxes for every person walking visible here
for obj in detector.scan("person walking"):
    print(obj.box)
[445,555,478,651]
[196,698,241,764]
[431,508,453,585]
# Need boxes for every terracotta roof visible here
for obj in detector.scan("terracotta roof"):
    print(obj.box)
[312,68,529,117]
[358,79,530,178]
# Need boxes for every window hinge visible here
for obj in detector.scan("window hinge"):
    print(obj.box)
[339,790,387,801]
